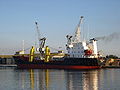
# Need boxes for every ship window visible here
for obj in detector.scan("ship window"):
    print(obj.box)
[81,51,83,53]
[78,51,80,53]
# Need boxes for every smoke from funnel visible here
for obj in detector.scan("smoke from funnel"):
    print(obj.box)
[95,32,120,42]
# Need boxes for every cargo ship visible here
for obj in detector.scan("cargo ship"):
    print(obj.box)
[13,16,101,69]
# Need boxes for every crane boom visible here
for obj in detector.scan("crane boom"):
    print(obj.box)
[35,22,41,43]
[73,16,84,43]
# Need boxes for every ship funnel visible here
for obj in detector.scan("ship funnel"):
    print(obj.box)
[90,38,98,58]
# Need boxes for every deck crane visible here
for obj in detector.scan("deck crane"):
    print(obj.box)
[35,22,46,55]
[66,16,84,49]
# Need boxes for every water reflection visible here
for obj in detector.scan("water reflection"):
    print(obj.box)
[1,67,120,90]
[21,70,25,89]
[82,70,98,90]
[29,69,34,90]
[65,70,99,90]
[18,69,100,90]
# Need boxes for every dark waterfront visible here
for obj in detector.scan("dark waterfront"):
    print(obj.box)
[0,68,120,90]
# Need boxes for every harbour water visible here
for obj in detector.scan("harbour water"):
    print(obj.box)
[0,67,120,90]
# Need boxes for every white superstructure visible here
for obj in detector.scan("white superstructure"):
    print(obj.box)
[66,16,98,58]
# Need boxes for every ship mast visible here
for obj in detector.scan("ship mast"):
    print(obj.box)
[73,16,83,43]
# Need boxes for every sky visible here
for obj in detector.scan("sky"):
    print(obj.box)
[0,0,120,57]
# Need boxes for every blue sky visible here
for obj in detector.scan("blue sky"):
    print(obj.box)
[0,0,120,56]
